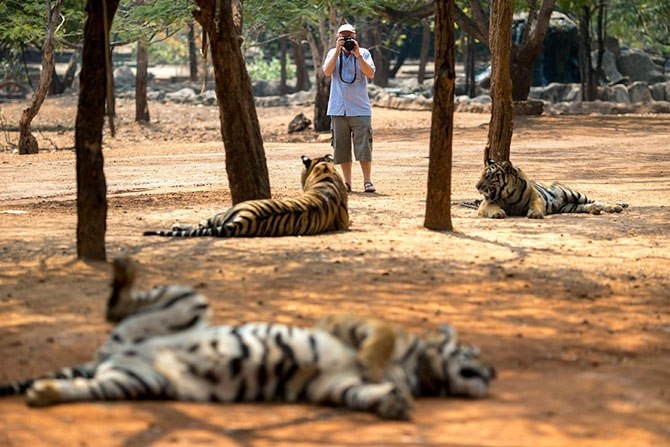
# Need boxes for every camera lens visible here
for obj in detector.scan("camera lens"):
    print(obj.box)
[343,37,355,51]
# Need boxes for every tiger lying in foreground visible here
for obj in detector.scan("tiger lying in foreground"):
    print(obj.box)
[476,159,628,219]
[143,154,349,237]
[0,257,495,420]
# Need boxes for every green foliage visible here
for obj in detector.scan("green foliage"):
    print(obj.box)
[144,32,190,65]
[608,0,669,51]
[246,51,296,82]
[112,0,195,45]
[556,0,669,52]
[0,0,86,50]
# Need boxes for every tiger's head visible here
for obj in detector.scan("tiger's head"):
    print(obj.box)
[476,159,517,202]
[419,324,496,398]
[301,154,347,194]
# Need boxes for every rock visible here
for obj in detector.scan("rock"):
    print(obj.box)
[113,65,135,87]
[514,100,544,116]
[627,82,653,103]
[165,88,197,103]
[287,113,311,134]
[617,48,666,84]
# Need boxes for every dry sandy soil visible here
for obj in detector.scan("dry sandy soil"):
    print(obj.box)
[0,95,668,447]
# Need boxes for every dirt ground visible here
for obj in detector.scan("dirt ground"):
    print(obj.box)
[0,95,668,447]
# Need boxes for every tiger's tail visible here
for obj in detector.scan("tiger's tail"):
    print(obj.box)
[143,227,229,237]
[0,363,96,397]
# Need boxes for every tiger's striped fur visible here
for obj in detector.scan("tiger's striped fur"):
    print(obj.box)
[0,257,495,419]
[476,159,628,219]
[143,154,349,237]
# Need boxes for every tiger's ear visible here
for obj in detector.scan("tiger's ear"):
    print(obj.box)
[486,159,496,166]
[301,155,311,168]
[500,160,515,173]
[325,154,334,162]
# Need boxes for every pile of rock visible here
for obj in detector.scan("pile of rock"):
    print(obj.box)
[110,44,669,115]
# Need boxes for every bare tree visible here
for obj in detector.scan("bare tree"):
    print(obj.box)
[424,0,456,231]
[18,0,63,155]
[485,0,515,163]
[194,0,270,203]
[75,0,120,260]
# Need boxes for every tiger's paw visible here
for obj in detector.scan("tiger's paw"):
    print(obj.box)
[526,210,545,219]
[485,209,506,219]
[26,380,61,407]
[375,384,413,420]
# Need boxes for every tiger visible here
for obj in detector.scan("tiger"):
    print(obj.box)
[476,159,628,219]
[143,154,349,237]
[0,256,495,420]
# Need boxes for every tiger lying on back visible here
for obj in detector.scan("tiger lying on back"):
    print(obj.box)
[143,154,349,237]
[476,159,628,219]
[0,256,495,420]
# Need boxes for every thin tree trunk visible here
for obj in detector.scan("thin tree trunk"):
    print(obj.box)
[305,23,331,132]
[424,0,455,231]
[291,40,310,91]
[485,0,514,163]
[48,64,65,95]
[135,39,150,122]
[579,6,597,101]
[188,22,199,82]
[279,36,288,95]
[76,0,120,260]
[193,0,270,203]
[19,0,63,155]
[417,19,431,85]
[369,20,389,87]
[62,49,79,89]
[465,34,477,97]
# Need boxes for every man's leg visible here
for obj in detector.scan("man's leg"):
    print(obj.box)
[341,162,353,187]
[360,161,372,185]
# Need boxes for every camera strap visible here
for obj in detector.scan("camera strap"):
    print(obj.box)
[338,51,357,84]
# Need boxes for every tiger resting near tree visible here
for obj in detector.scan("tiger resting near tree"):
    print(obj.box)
[476,159,628,219]
[143,154,349,238]
[0,256,495,420]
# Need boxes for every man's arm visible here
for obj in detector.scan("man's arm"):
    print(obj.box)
[352,42,375,79]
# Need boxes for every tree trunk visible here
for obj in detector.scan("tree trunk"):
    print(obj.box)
[19,0,64,155]
[279,36,288,95]
[48,64,65,95]
[417,19,431,85]
[305,22,331,133]
[313,69,331,132]
[465,34,477,97]
[369,21,389,87]
[75,0,119,261]
[193,0,270,203]
[62,49,79,89]
[135,39,150,122]
[578,6,596,101]
[291,40,310,92]
[424,0,455,231]
[485,0,514,163]
[509,0,555,100]
[188,22,199,82]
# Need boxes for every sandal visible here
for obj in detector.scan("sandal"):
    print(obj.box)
[345,183,352,193]
[364,182,376,193]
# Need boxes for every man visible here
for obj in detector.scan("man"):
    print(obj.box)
[322,23,376,193]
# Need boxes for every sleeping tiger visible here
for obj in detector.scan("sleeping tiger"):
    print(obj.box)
[0,256,495,420]
[476,159,628,219]
[143,154,349,237]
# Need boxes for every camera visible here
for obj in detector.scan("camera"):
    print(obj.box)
[343,36,356,52]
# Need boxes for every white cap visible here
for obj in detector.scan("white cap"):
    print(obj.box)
[337,24,356,34]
